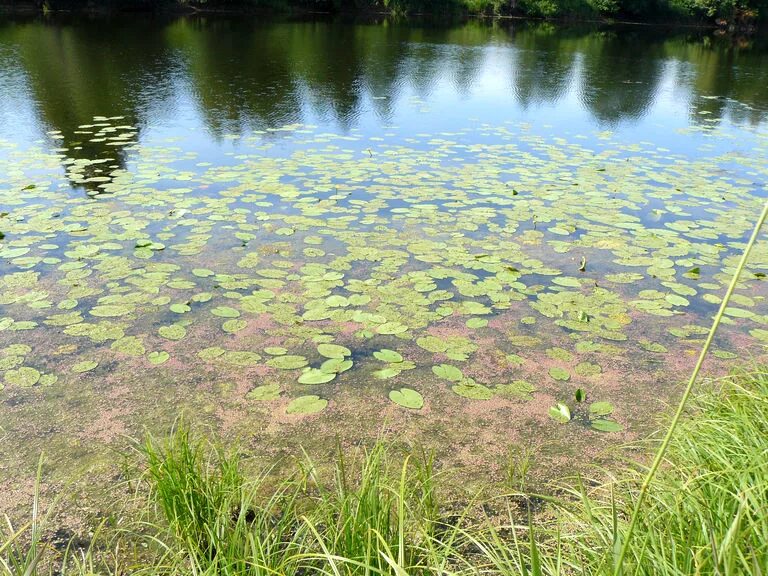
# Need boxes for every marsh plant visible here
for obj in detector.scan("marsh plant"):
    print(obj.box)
[3,364,767,576]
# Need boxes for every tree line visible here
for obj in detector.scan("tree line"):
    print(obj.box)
[7,0,767,27]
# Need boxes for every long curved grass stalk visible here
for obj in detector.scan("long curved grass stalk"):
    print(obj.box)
[613,199,768,576]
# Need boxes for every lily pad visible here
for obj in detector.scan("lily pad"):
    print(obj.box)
[4,366,41,387]
[286,395,328,414]
[317,343,351,359]
[432,364,464,382]
[71,360,98,373]
[389,388,424,409]
[148,351,170,365]
[591,419,623,432]
[373,349,403,363]
[589,401,614,416]
[211,306,240,318]
[549,367,570,381]
[298,369,336,385]
[267,355,308,370]
[246,384,280,401]
[548,403,571,423]
[159,325,186,340]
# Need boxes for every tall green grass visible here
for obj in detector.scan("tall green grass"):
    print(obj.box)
[475,367,768,576]
[3,367,768,575]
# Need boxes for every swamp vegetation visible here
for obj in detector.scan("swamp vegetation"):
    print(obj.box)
[2,366,768,575]
[0,14,767,575]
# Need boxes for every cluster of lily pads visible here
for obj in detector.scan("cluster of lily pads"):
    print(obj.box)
[0,117,767,424]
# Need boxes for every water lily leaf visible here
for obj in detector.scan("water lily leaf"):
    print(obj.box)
[221,351,261,366]
[71,360,98,373]
[211,306,240,318]
[4,366,40,387]
[452,380,493,399]
[264,347,288,356]
[548,403,571,423]
[389,388,424,409]
[549,367,570,381]
[320,358,353,374]
[376,322,408,335]
[222,319,247,333]
[267,355,308,370]
[373,349,403,363]
[432,364,463,382]
[575,362,602,377]
[90,304,131,317]
[374,367,402,379]
[665,294,689,307]
[148,351,170,365]
[723,307,754,319]
[495,380,535,401]
[246,384,280,401]
[298,369,336,385]
[591,419,623,432]
[589,401,614,416]
[712,350,737,359]
[466,317,488,329]
[286,395,327,414]
[198,347,225,360]
[574,388,586,402]
[317,343,351,359]
[159,325,186,340]
[170,303,191,314]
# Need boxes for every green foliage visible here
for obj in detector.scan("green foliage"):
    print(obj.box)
[27,0,768,21]
[5,370,768,574]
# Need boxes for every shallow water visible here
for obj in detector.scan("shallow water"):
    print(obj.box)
[0,15,767,505]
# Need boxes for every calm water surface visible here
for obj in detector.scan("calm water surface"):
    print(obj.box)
[0,16,767,500]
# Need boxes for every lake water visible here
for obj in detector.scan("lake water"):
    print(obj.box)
[0,15,767,504]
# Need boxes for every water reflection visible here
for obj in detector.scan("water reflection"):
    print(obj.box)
[0,15,766,190]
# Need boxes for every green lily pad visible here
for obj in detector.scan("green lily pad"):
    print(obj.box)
[71,360,98,373]
[432,364,463,382]
[267,355,308,370]
[317,343,351,359]
[211,306,240,318]
[466,317,488,329]
[264,347,288,356]
[389,388,424,409]
[591,419,623,432]
[4,366,41,387]
[548,403,571,423]
[452,380,493,400]
[575,362,602,377]
[159,325,186,340]
[298,369,336,385]
[376,322,408,335]
[90,304,132,317]
[320,358,353,374]
[549,367,570,381]
[286,395,328,414]
[374,367,402,379]
[589,401,614,416]
[246,384,280,401]
[373,349,403,363]
[148,351,170,365]
[222,319,247,333]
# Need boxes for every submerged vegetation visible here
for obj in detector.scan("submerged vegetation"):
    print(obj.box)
[2,366,768,575]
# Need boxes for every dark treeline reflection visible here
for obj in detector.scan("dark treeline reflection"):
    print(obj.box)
[0,15,766,186]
